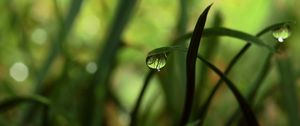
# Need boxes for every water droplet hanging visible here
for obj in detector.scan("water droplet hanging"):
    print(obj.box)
[146,47,171,71]
[272,25,291,42]
[146,53,167,71]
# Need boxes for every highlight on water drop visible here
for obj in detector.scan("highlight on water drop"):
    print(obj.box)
[272,24,291,43]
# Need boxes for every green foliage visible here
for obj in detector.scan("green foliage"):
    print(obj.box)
[0,0,299,126]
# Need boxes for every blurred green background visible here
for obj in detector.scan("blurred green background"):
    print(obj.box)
[0,0,299,126]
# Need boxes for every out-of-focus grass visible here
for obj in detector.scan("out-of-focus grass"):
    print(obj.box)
[0,0,299,126]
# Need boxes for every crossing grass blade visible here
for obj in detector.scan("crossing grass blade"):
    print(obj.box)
[196,54,259,126]
[223,21,295,125]
[192,21,293,125]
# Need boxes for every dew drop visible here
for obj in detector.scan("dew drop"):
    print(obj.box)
[145,47,173,71]
[272,25,291,43]
[146,53,167,71]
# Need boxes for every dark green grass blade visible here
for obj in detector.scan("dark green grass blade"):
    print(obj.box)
[194,43,251,126]
[130,70,156,126]
[0,96,50,112]
[196,55,259,126]
[179,4,212,125]
[225,52,272,126]
[276,53,300,126]
[195,11,222,115]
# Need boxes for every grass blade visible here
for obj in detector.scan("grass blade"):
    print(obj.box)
[276,53,300,126]
[179,4,212,125]
[193,21,293,125]
[225,52,272,125]
[130,70,156,126]
[194,43,251,126]
[195,11,222,114]
[196,55,259,126]
[223,21,295,125]
[0,96,50,112]
[173,28,272,51]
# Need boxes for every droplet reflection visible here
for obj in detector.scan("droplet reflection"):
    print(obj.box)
[146,53,167,71]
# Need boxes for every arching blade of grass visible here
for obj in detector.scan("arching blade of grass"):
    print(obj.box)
[193,21,293,126]
[223,21,295,125]
[276,53,300,126]
[255,21,295,37]
[130,70,156,126]
[196,54,259,126]
[173,28,273,51]
[179,4,212,125]
[203,28,273,51]
[0,96,50,112]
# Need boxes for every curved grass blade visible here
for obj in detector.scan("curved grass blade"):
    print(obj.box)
[130,70,156,126]
[194,21,294,126]
[225,53,272,126]
[194,43,251,126]
[255,21,295,37]
[196,54,259,126]
[173,28,273,51]
[179,4,212,125]
[0,95,50,112]
[223,21,295,125]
